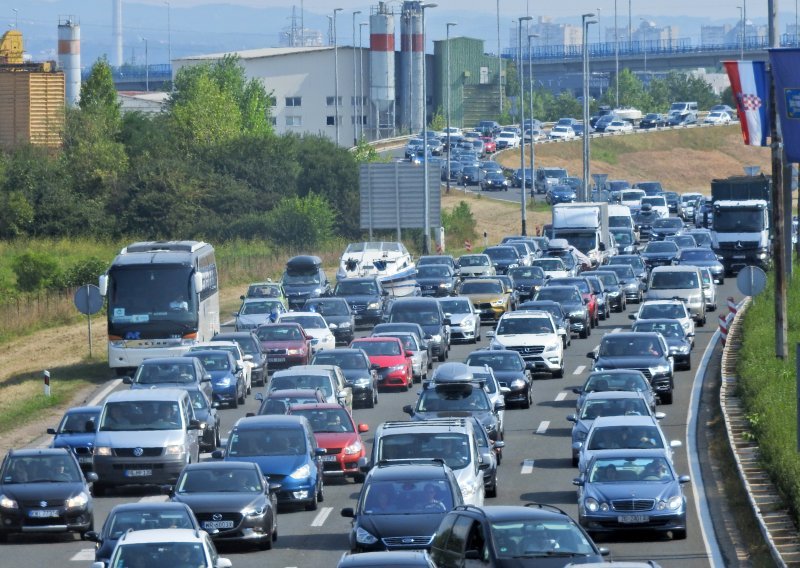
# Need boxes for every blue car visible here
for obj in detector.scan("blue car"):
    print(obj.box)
[47,406,102,472]
[186,350,246,409]
[214,415,325,511]
[546,184,577,205]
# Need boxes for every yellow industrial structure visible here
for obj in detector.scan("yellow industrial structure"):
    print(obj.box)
[0,30,65,149]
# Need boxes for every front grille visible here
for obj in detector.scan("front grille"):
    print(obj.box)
[325,448,342,455]
[477,303,493,310]
[112,462,166,470]
[633,368,653,379]
[718,241,760,251]
[195,512,243,524]
[268,348,287,355]
[382,535,434,547]
[612,499,655,512]
[351,304,366,312]
[73,447,93,456]
[508,345,545,355]
[114,447,163,457]
[22,500,64,508]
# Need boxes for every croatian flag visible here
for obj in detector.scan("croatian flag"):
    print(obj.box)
[723,61,770,146]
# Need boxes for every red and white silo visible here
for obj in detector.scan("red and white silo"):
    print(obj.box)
[400,1,423,133]
[369,2,396,138]
[58,16,81,107]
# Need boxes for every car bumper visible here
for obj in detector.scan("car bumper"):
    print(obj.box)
[621,284,642,300]
[199,512,273,543]
[474,305,507,321]
[212,385,239,403]
[450,325,477,342]
[275,479,317,505]
[580,510,686,534]
[93,455,188,486]
[0,506,93,535]
[266,354,307,371]
[321,452,365,477]
[352,309,383,325]
[419,286,452,297]
[501,385,529,404]
[378,370,409,388]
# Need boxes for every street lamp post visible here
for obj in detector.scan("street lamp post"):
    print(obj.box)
[640,18,648,80]
[582,14,597,203]
[628,0,632,51]
[165,2,171,67]
[518,16,532,235]
[446,22,457,194]
[738,6,744,59]
[360,22,368,140]
[333,8,343,146]
[141,37,149,92]
[421,2,437,254]
[352,10,361,146]
[528,33,539,204]
[614,0,619,107]
[497,0,502,119]
[12,8,17,29]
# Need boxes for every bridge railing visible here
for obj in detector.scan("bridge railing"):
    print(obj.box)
[84,64,173,82]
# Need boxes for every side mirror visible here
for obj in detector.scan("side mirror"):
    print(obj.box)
[341,507,355,518]
[232,312,239,318]
[405,350,414,357]
[370,363,381,371]
[358,423,369,433]
[245,412,255,417]
[202,374,212,383]
[478,461,490,471]
[443,318,452,326]
[493,401,505,411]
[654,411,666,420]
[98,274,108,296]
[84,530,101,543]
[566,414,577,423]
[315,448,327,456]
[240,295,246,300]
[47,427,57,435]
[122,376,133,385]
[268,481,282,493]
[499,386,511,394]
[243,354,253,362]
[85,472,99,483]
[628,314,636,320]
[189,419,202,430]
[583,297,589,304]
[572,387,582,395]
[211,449,225,459]
[254,392,264,401]
[670,440,683,448]
[678,475,691,484]
[572,477,584,486]
[402,404,414,415]
[586,351,596,359]
[486,331,495,338]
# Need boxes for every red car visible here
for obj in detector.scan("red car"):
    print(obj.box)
[255,323,312,371]
[289,403,369,482]
[549,277,599,328]
[480,136,496,154]
[349,337,413,390]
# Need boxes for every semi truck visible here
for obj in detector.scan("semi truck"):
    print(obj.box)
[551,203,612,267]
[710,174,772,275]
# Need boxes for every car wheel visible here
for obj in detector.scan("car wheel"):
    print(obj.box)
[586,321,592,336]
[572,455,578,467]
[673,529,687,540]
[438,350,446,362]
[522,389,531,409]
[79,518,94,540]
[230,396,238,409]
[365,389,375,409]
[684,360,692,371]
[660,391,674,405]
[238,386,246,405]
[272,519,278,542]
[354,472,366,483]
[214,428,221,449]
[486,480,498,498]
[305,487,318,511]
[258,533,273,550]
[579,326,589,339]
[317,478,325,503]
[92,483,107,497]
[0,532,7,543]
[553,366,564,379]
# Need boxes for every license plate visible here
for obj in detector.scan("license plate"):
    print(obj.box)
[618,514,649,524]
[78,456,92,464]
[29,510,59,518]
[732,255,746,259]
[268,357,285,363]
[321,455,337,462]
[202,520,234,530]
[125,469,152,477]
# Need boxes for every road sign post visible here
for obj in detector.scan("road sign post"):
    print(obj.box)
[43,370,50,397]
[736,265,768,305]
[74,284,104,358]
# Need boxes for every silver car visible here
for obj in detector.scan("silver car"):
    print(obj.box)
[438,296,481,344]
[457,254,496,279]
[699,267,717,311]
[372,332,430,383]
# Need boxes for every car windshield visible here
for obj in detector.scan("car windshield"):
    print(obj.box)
[306,300,349,316]
[228,428,307,456]
[112,543,206,567]
[282,272,321,286]
[680,249,716,261]
[351,340,402,356]
[654,218,684,229]
[460,281,503,294]
[106,510,195,538]
[650,271,699,290]
[376,333,418,351]
[58,411,99,434]
[535,288,581,303]
[256,325,303,341]
[644,242,679,253]
[270,374,332,396]
[532,259,565,271]
[605,265,635,279]
[579,397,650,420]
[418,386,490,411]
[585,373,649,393]
[99,401,182,432]
[608,256,645,271]
[335,280,379,295]
[668,236,697,248]
[466,353,524,371]
[640,304,687,320]
[508,267,545,280]
[612,231,633,246]
[634,321,685,338]
[552,279,590,295]
[177,467,263,493]
[2,455,82,484]
[187,390,209,412]
[312,352,367,370]
[191,353,230,372]
[489,519,596,557]
[689,232,713,247]
[642,197,666,207]
[587,456,671,482]
[292,407,353,433]
[589,273,618,287]
[599,337,664,357]
[417,265,451,278]
[134,362,195,385]
[460,255,490,267]
[439,298,472,314]
[496,317,554,335]
[280,315,326,330]
[389,307,441,326]
[485,248,516,260]
[247,284,282,298]
[241,300,282,315]
[362,479,454,514]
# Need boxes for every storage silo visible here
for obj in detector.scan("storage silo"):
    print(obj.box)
[400,1,423,133]
[58,16,80,107]
[369,2,395,139]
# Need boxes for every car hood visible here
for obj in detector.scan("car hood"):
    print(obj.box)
[341,368,372,382]
[173,492,263,512]
[358,512,444,540]
[447,313,474,326]
[237,314,271,326]
[459,267,493,275]
[679,260,722,270]
[416,277,452,286]
[491,370,526,384]
[493,333,557,347]
[321,315,351,325]
[1,481,87,502]
[365,354,407,368]
[558,301,586,314]
[52,433,96,448]
[594,356,668,369]
[586,480,678,502]
[314,432,360,450]
[337,294,380,305]
[542,270,569,279]
[260,340,307,350]
[640,252,675,261]
[209,370,235,382]
[284,284,322,296]
[95,429,186,447]
[513,278,546,288]
[466,293,508,304]
[227,454,308,477]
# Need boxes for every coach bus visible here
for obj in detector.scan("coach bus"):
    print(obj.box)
[99,241,220,374]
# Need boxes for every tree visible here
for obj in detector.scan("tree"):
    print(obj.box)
[648,71,719,111]
[79,57,121,126]
[265,193,336,249]
[602,69,651,111]
[551,91,582,121]
[429,106,446,131]
[720,86,735,108]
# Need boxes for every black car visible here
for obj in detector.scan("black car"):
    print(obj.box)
[594,113,619,132]
[171,461,279,550]
[334,277,387,327]
[304,297,356,344]
[417,254,459,273]
[602,264,645,304]
[633,205,659,240]
[640,240,680,269]
[0,448,97,541]
[213,331,268,387]
[461,165,485,185]
[663,191,680,213]
[441,161,463,182]
[281,255,332,310]
[533,285,591,339]
[639,112,668,129]
[481,171,509,191]
[632,318,694,371]
[464,349,532,408]
[634,181,664,196]
[312,348,379,409]
[429,504,607,566]
[650,217,685,241]
[416,264,458,297]
[507,266,547,302]
[546,184,578,205]
[183,384,221,452]
[611,227,638,254]
[589,331,675,404]
[583,270,626,312]
[483,246,521,276]
[384,297,451,362]
[85,501,200,564]
[47,405,102,473]
[341,461,464,552]
[512,168,534,188]
[403,382,504,441]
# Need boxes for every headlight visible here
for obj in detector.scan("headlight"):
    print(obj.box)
[681,321,691,330]
[510,378,526,389]
[651,364,671,375]
[544,342,560,353]
[575,430,587,441]
[584,497,600,512]
[491,299,507,306]
[484,422,496,432]
[668,495,683,510]
[95,447,112,456]
[439,282,451,288]
[216,377,231,386]
[338,322,352,329]
[672,344,690,354]
[65,492,89,509]
[0,494,18,509]
[165,445,185,456]
[569,310,584,318]
[313,288,322,295]
[287,348,304,355]
[353,377,371,385]
[758,251,769,259]
[355,526,378,545]
[508,263,519,269]
[367,302,381,310]
[290,463,311,480]
[344,440,363,455]
[244,504,266,517]
[430,334,442,343]
[388,364,406,373]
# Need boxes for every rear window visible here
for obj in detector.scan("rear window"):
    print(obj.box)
[378,433,470,470]
[650,271,699,290]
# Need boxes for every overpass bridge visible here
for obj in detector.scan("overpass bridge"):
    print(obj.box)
[83,64,172,92]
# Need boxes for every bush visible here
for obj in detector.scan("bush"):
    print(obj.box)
[265,193,336,249]
[52,257,109,289]
[11,252,60,292]
[441,201,477,248]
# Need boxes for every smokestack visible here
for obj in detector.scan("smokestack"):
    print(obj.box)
[113,0,123,67]
[58,16,81,107]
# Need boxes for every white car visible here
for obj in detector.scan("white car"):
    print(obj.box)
[631,299,695,338]
[495,130,520,149]
[442,126,463,138]
[531,257,569,280]
[91,528,232,568]
[704,111,731,125]
[699,267,718,311]
[486,310,564,377]
[549,125,576,140]
[640,196,670,219]
[277,311,336,353]
[438,296,481,344]
[605,119,633,133]
[187,340,253,394]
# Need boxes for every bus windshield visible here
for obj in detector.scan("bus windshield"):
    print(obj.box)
[107,265,196,329]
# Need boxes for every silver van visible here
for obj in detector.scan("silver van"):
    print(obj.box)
[645,265,706,325]
[92,388,202,495]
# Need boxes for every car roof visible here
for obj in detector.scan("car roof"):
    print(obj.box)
[590,415,661,428]
[139,357,197,365]
[63,405,103,414]
[376,418,473,434]
[314,348,367,356]
[352,336,403,344]
[268,388,323,397]
[183,461,260,472]
[338,550,434,567]
[290,402,349,412]
[280,311,325,318]
[583,391,648,401]
[234,414,307,429]
[106,388,189,403]
[116,528,207,545]
[585,448,672,460]
[338,277,379,283]
[602,331,661,341]
[633,318,685,326]
[503,310,553,319]
[640,299,688,307]
[461,504,575,522]
[7,447,74,458]
[272,367,332,378]
[369,461,452,480]
[109,501,195,514]
[650,265,699,273]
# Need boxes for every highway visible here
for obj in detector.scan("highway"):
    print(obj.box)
[15,274,738,568]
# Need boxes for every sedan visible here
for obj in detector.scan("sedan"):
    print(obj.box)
[458,278,512,323]
[507,266,547,302]
[372,332,430,382]
[546,184,578,205]
[436,296,480,344]
[632,318,694,371]
[255,323,312,371]
[186,350,246,409]
[704,111,731,124]
[575,450,690,540]
[650,217,685,241]
[415,264,458,297]
[572,369,657,414]
[481,171,509,191]
[303,297,355,345]
[171,461,278,550]
[311,348,379,409]
[277,312,336,354]
[674,247,725,284]
[605,119,633,133]
[640,240,680,269]
[460,165,485,185]
[47,405,101,473]
[464,349,532,409]
[350,337,413,390]
[233,298,287,331]
[184,385,221,452]
[0,448,96,541]
[549,125,576,140]
[639,113,668,129]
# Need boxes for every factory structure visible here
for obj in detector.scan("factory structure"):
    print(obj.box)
[174,0,504,146]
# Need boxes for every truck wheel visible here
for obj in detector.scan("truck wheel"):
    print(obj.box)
[660,392,673,405]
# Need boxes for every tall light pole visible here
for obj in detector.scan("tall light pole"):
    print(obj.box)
[737,6,744,59]
[496,0,502,119]
[528,33,539,204]
[582,14,597,203]
[165,2,171,67]
[446,22,457,194]
[141,37,149,92]
[518,16,532,235]
[640,18,648,81]
[333,8,343,146]
[627,0,632,51]
[421,3,437,254]
[614,0,619,107]
[360,22,368,140]
[352,10,361,146]
[596,8,601,44]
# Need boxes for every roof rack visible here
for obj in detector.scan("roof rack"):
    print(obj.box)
[376,458,445,467]
[452,504,486,514]
[524,502,570,516]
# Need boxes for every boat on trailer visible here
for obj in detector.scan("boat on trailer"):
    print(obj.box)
[336,242,418,297]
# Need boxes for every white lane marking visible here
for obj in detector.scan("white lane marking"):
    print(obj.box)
[311,507,333,527]
[536,421,550,434]
[521,459,535,475]
[88,378,124,406]
[70,549,96,561]
[573,365,586,375]
[555,392,567,402]
[138,495,168,503]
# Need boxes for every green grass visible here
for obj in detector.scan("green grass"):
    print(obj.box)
[737,264,800,525]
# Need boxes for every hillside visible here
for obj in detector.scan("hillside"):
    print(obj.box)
[494,125,771,192]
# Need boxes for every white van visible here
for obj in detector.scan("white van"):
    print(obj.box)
[619,189,646,210]
[608,204,634,231]
[645,265,706,325]
[641,196,669,219]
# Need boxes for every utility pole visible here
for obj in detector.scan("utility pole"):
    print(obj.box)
[360,22,368,140]
[497,0,503,119]
[518,16,532,235]
[582,14,597,203]
[333,8,343,146]
[421,3,437,254]
[165,2,171,67]
[614,0,619,107]
[528,33,538,204]
[446,22,457,194]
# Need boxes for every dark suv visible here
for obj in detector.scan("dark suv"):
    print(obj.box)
[334,277,387,327]
[384,297,451,362]
[429,504,606,566]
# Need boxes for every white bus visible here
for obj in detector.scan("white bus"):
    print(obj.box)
[99,241,220,374]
